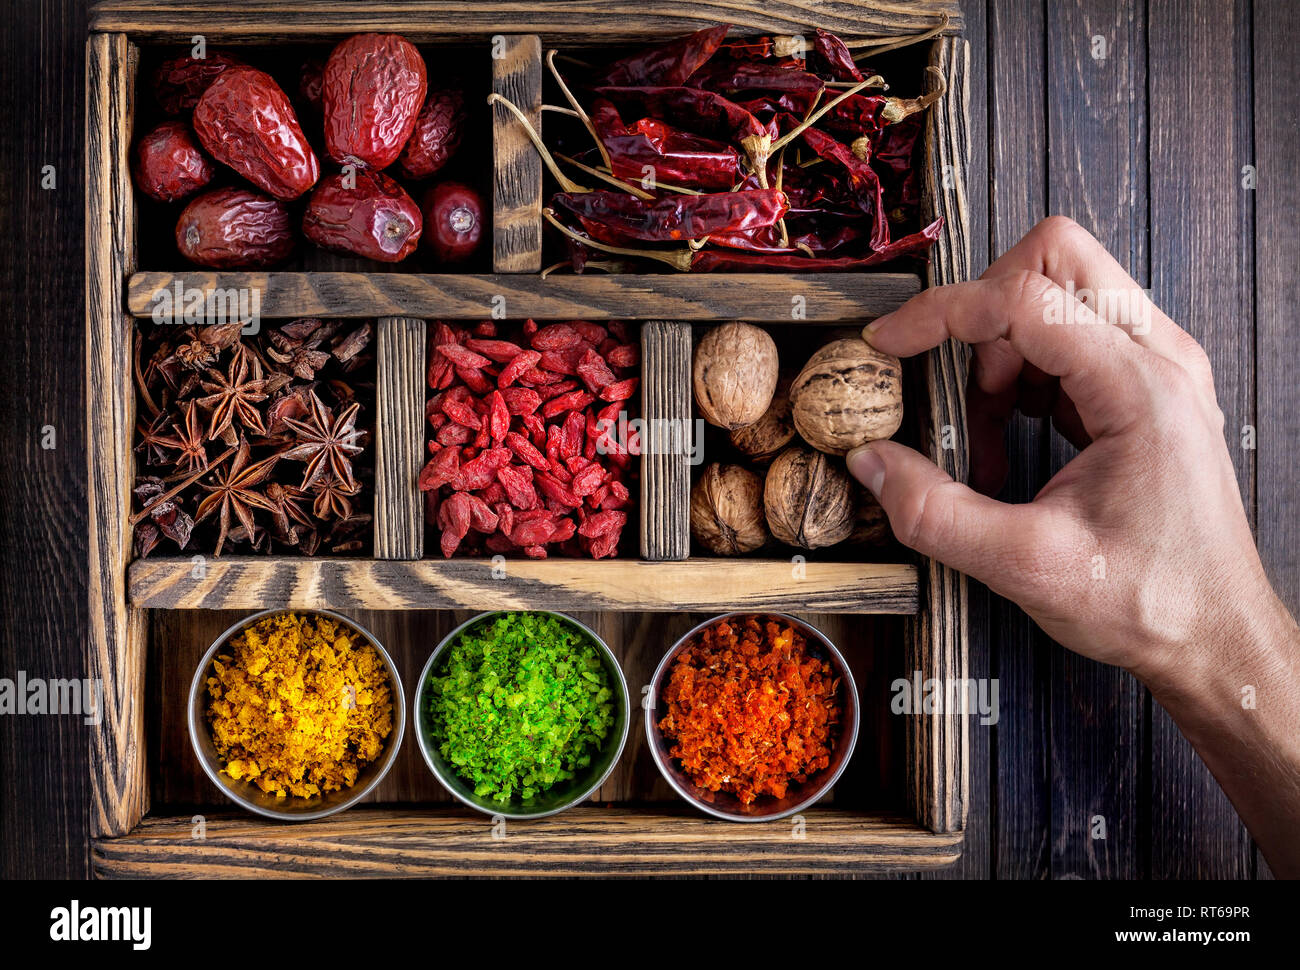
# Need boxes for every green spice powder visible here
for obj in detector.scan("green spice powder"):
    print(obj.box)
[426,612,616,802]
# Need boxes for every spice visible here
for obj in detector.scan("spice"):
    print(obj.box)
[425,612,616,802]
[205,612,394,799]
[659,615,841,804]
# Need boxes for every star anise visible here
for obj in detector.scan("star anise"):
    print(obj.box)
[135,411,179,465]
[312,476,360,520]
[194,439,279,556]
[167,401,210,474]
[197,355,278,442]
[281,391,364,490]
[265,481,315,545]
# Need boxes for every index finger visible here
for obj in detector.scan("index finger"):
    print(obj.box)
[863,270,1166,439]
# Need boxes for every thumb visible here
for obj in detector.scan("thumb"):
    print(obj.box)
[846,440,1045,588]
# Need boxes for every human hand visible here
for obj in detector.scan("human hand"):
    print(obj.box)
[847,216,1285,685]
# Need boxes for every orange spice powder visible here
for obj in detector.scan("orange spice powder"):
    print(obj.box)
[657,615,841,804]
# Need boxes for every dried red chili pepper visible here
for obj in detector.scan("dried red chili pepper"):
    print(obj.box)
[192,67,320,200]
[553,188,788,243]
[689,60,825,98]
[798,127,888,248]
[302,170,422,262]
[690,218,942,271]
[399,88,466,178]
[591,99,739,191]
[322,33,428,169]
[175,187,295,268]
[811,28,864,82]
[133,121,215,202]
[595,24,730,86]
[153,52,243,114]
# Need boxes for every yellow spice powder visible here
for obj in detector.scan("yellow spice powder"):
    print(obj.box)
[206,612,394,799]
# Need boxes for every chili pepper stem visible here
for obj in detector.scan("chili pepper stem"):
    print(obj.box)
[846,13,950,55]
[546,49,613,172]
[542,208,694,272]
[540,104,581,118]
[880,66,947,123]
[555,151,654,199]
[769,74,887,154]
[740,132,772,189]
[487,93,589,194]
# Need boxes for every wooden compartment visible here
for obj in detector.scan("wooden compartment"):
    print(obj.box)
[87,0,971,876]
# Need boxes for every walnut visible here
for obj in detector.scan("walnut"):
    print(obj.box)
[729,375,795,464]
[848,486,892,546]
[690,463,769,555]
[763,446,854,549]
[789,338,903,455]
[692,322,779,429]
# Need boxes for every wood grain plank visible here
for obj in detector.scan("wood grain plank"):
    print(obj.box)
[1252,0,1300,884]
[374,318,425,560]
[1044,0,1147,880]
[126,272,923,322]
[639,321,691,560]
[127,557,919,613]
[922,0,991,882]
[92,807,963,878]
[906,35,971,837]
[1147,0,1254,880]
[987,0,1051,880]
[492,35,543,273]
[89,1,963,43]
[86,31,148,839]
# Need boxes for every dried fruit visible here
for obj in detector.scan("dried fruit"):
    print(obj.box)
[193,66,320,200]
[690,463,768,555]
[790,337,903,455]
[423,181,484,264]
[303,170,423,262]
[175,187,295,269]
[763,445,854,549]
[729,375,795,464]
[399,88,466,178]
[153,52,243,114]
[322,33,427,169]
[692,322,779,429]
[133,121,215,202]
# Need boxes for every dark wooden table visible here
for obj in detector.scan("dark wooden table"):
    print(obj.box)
[2,0,1295,879]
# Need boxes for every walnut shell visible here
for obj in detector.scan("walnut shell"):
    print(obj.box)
[763,446,854,549]
[848,486,892,546]
[729,375,795,464]
[693,322,779,429]
[789,338,903,455]
[690,463,769,555]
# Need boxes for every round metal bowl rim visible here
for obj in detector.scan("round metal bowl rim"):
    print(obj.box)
[413,610,632,821]
[644,610,861,823]
[187,607,407,822]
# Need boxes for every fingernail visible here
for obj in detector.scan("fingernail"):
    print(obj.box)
[861,314,892,346]
[846,444,885,497]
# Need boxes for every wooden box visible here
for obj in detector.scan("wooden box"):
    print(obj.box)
[87,0,971,876]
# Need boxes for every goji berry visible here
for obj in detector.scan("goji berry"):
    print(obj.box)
[605,343,640,368]
[497,349,542,388]
[510,518,557,546]
[600,377,639,402]
[465,338,526,363]
[497,464,538,510]
[542,390,595,419]
[456,366,494,395]
[531,323,582,351]
[437,343,492,369]
[487,390,509,444]
[500,387,542,415]
[505,431,550,471]
[570,321,609,344]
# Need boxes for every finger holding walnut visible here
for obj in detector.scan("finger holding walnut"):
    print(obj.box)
[789,338,903,455]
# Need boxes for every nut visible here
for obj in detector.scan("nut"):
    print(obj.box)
[693,322,779,429]
[763,446,854,549]
[690,463,769,555]
[789,338,903,455]
[729,375,795,464]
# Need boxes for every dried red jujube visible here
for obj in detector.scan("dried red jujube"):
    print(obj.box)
[423,181,483,264]
[322,33,427,169]
[399,88,466,178]
[302,170,423,262]
[133,121,215,202]
[153,52,243,115]
[175,187,295,268]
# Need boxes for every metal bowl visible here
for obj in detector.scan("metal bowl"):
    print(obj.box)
[414,611,630,820]
[187,608,406,822]
[646,611,860,822]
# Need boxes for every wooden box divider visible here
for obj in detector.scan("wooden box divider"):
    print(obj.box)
[639,321,691,561]
[491,34,543,273]
[86,1,971,875]
[374,317,427,560]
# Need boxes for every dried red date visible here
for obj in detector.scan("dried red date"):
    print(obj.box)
[133,121,215,202]
[193,67,319,200]
[175,187,295,269]
[399,88,466,178]
[423,181,484,264]
[153,52,243,114]
[323,33,427,169]
[302,170,422,262]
